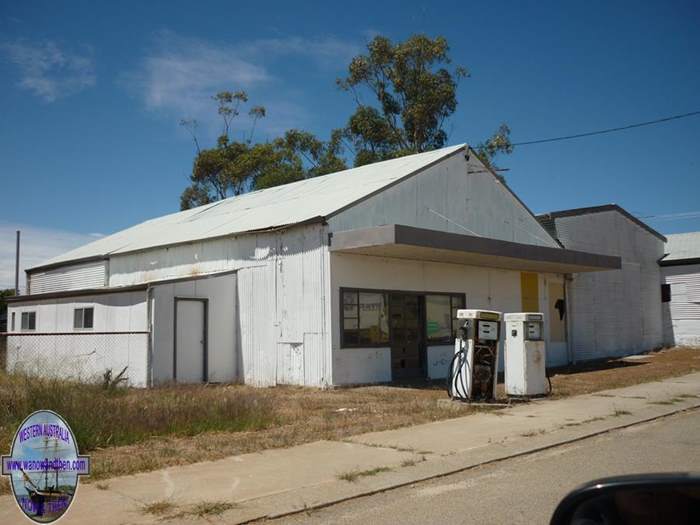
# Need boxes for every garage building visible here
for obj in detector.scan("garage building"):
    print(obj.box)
[6,144,629,387]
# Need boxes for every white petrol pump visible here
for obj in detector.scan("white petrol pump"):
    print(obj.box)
[504,312,548,397]
[448,309,501,402]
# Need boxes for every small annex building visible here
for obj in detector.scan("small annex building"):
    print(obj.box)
[660,231,700,346]
[5,144,632,387]
[537,205,666,361]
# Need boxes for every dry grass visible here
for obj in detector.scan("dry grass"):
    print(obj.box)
[338,466,392,482]
[141,500,175,516]
[0,346,697,496]
[546,346,700,398]
[189,501,237,517]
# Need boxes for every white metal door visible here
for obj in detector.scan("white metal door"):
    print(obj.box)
[175,299,206,382]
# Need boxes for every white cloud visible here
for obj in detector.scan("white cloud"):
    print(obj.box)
[0,40,96,102]
[240,36,360,68]
[125,31,360,135]
[0,224,100,292]
[126,31,270,117]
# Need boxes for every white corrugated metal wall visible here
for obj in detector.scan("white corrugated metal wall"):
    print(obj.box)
[554,211,664,360]
[237,225,331,387]
[6,290,148,386]
[150,272,237,385]
[328,152,558,248]
[29,260,107,294]
[90,222,332,387]
[662,263,700,346]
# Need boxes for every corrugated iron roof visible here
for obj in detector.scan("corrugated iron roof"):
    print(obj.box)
[662,231,700,263]
[33,144,467,270]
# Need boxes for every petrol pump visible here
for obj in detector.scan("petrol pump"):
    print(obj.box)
[447,309,501,402]
[504,312,548,397]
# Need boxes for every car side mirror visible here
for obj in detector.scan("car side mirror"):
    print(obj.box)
[550,474,700,525]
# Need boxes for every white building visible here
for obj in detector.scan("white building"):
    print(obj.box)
[537,205,666,361]
[660,232,700,346]
[6,144,629,387]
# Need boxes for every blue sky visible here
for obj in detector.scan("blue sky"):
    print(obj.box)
[1,0,699,286]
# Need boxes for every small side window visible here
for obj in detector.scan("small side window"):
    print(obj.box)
[11,312,15,331]
[21,311,36,331]
[74,307,95,329]
[661,284,671,303]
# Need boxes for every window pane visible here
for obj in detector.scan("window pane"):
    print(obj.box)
[29,312,36,330]
[343,291,358,306]
[84,308,94,328]
[343,317,358,330]
[426,295,451,343]
[21,312,28,329]
[74,309,83,329]
[358,292,389,345]
[11,312,15,331]
[343,303,358,319]
[661,284,671,303]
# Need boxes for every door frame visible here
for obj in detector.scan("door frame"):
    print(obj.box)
[389,292,427,380]
[173,297,209,382]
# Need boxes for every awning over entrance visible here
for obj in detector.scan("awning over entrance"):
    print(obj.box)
[329,224,621,273]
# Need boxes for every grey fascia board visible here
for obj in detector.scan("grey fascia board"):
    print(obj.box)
[331,224,621,270]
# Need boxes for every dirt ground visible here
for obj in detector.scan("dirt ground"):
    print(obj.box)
[1,346,698,493]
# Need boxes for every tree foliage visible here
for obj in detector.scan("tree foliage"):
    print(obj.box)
[0,288,15,320]
[474,123,513,170]
[338,34,512,169]
[179,92,346,210]
[180,34,516,209]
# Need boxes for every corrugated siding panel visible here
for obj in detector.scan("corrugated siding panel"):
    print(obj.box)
[662,264,700,345]
[237,224,330,387]
[664,268,700,320]
[29,260,107,294]
[556,211,664,360]
[301,227,327,386]
[238,264,277,386]
[275,226,329,386]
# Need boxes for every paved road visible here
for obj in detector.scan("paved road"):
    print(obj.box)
[271,409,700,525]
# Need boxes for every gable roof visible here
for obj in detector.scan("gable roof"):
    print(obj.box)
[31,144,467,271]
[661,231,700,264]
[536,204,667,243]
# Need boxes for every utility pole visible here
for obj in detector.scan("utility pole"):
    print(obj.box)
[15,230,20,295]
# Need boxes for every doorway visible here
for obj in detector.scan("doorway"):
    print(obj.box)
[389,293,425,380]
[174,298,208,382]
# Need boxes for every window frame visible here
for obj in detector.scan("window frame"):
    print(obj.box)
[20,311,36,331]
[339,287,466,349]
[73,307,95,330]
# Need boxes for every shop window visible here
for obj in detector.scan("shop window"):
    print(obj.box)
[425,294,465,344]
[342,290,389,346]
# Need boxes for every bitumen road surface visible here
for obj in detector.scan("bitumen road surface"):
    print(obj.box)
[270,408,700,525]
